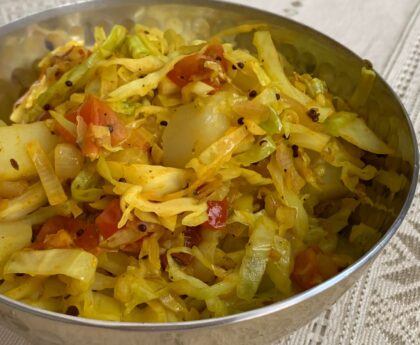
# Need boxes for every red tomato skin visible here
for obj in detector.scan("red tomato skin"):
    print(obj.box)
[167,54,207,87]
[52,95,127,157]
[79,95,127,145]
[95,199,122,239]
[73,223,99,251]
[205,44,230,71]
[35,216,70,243]
[206,199,228,229]
[167,44,228,88]
[34,215,100,251]
[81,125,101,158]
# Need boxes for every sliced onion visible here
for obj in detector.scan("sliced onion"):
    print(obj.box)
[27,141,67,206]
[0,182,47,221]
[54,143,84,181]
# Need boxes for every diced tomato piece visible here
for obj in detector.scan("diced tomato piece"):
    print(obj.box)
[167,54,207,87]
[204,44,230,71]
[79,95,127,145]
[43,229,74,249]
[35,216,70,243]
[78,95,103,125]
[73,223,99,251]
[66,109,78,123]
[82,125,101,158]
[167,44,228,88]
[55,95,128,158]
[34,215,100,251]
[206,199,228,229]
[291,247,338,291]
[95,199,122,239]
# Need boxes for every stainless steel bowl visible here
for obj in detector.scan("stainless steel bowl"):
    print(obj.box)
[0,1,418,344]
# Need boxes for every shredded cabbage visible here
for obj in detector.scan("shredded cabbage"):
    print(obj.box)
[237,213,277,300]
[4,249,97,294]
[325,111,393,154]
[0,221,32,278]
[0,22,406,323]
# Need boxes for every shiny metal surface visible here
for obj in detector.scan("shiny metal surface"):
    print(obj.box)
[0,1,418,344]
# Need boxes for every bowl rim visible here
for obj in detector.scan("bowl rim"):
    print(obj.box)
[0,0,418,332]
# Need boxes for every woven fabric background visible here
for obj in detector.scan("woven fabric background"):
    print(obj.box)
[0,0,419,344]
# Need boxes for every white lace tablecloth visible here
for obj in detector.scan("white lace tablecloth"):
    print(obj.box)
[0,0,419,344]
